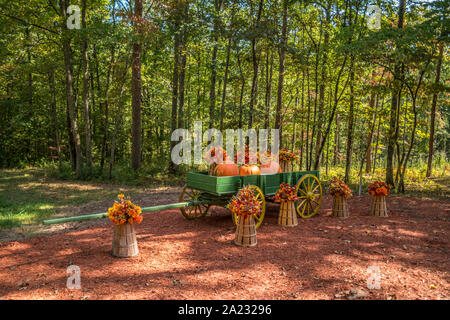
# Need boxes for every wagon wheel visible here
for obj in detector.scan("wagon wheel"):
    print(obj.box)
[295,174,322,218]
[179,185,210,220]
[232,185,266,230]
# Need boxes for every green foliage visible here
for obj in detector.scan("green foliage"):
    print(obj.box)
[0,0,447,191]
[321,164,449,198]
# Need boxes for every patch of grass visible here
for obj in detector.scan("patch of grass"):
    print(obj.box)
[0,168,181,229]
[0,170,54,228]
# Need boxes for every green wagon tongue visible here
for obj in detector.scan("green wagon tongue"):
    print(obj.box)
[42,200,208,225]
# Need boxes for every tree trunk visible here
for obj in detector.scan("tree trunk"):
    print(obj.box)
[344,58,355,184]
[67,111,76,170]
[61,0,82,177]
[398,68,427,192]
[305,65,311,169]
[48,69,61,167]
[26,27,33,121]
[248,0,263,130]
[315,7,330,170]
[365,91,377,173]
[90,64,96,137]
[178,6,189,130]
[219,37,231,132]
[131,0,143,171]
[237,48,245,128]
[386,0,405,187]
[333,113,339,166]
[169,1,183,174]
[299,70,305,169]
[100,3,116,171]
[209,0,222,129]
[399,100,417,193]
[264,52,274,129]
[373,115,381,173]
[275,0,288,146]
[109,62,129,179]
[81,0,92,171]
[292,88,299,151]
[178,45,187,130]
[426,41,443,177]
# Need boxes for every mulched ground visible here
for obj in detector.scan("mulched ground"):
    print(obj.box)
[0,194,448,300]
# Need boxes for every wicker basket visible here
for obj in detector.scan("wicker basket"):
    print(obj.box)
[280,160,293,172]
[332,195,349,218]
[370,195,388,217]
[111,223,139,258]
[278,201,298,227]
[234,215,257,247]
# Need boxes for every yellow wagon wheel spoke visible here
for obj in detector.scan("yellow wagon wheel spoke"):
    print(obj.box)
[232,185,265,230]
[179,185,210,220]
[295,174,322,219]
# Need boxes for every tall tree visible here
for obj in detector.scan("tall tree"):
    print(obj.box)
[315,3,331,169]
[264,51,274,129]
[426,41,444,177]
[275,0,288,144]
[386,0,406,187]
[60,0,82,177]
[178,1,189,130]
[219,37,232,132]
[48,68,61,167]
[131,0,143,171]
[169,0,186,174]
[344,57,355,184]
[365,89,377,173]
[248,0,263,130]
[81,0,92,171]
[209,0,222,129]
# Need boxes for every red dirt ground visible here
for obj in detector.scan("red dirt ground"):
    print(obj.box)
[0,194,448,300]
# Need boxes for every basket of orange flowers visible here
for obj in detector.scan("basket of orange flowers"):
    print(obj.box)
[227,185,261,247]
[107,194,143,257]
[329,178,352,218]
[274,183,299,227]
[279,149,297,172]
[368,181,391,217]
[204,146,228,175]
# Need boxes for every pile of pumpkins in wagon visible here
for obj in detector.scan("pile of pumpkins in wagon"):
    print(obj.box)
[208,147,283,176]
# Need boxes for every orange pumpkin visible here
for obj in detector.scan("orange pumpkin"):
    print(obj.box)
[260,161,281,174]
[215,162,239,176]
[239,164,261,176]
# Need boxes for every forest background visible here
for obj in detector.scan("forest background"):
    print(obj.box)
[0,0,448,195]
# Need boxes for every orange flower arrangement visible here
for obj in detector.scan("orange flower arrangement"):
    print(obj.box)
[234,146,258,164]
[204,146,227,164]
[227,186,261,217]
[274,183,299,202]
[368,181,392,196]
[107,194,143,225]
[257,150,275,164]
[329,178,352,198]
[279,149,298,162]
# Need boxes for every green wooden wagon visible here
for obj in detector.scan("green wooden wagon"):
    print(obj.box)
[43,171,322,227]
[179,171,323,229]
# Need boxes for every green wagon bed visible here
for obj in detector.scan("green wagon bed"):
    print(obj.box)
[43,170,323,228]
[179,170,323,229]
